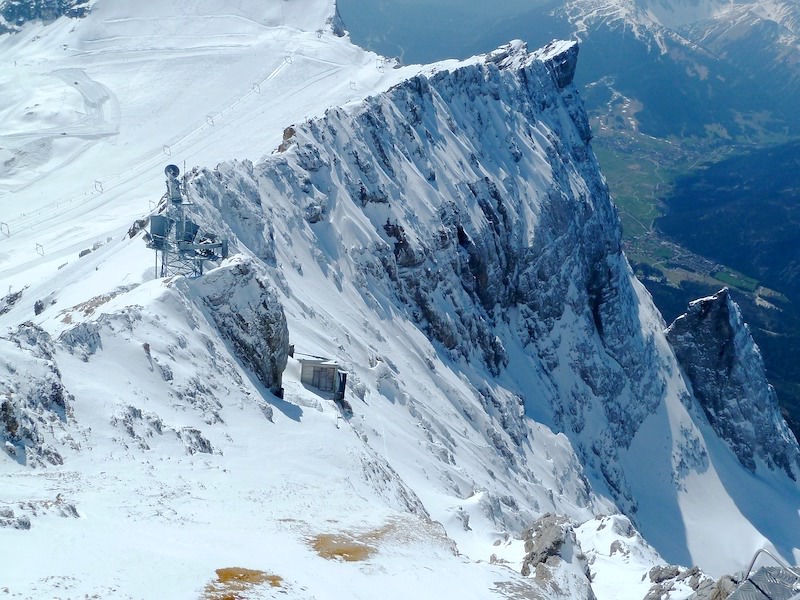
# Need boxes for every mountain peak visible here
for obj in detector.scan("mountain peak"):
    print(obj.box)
[483,39,579,90]
[666,288,800,477]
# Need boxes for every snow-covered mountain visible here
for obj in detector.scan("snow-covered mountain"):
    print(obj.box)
[566,0,790,33]
[1,1,799,598]
[565,0,800,57]
[667,288,800,477]
[563,0,800,138]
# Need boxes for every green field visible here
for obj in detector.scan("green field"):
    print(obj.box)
[712,270,760,293]
[590,128,767,301]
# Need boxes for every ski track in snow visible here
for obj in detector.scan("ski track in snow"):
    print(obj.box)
[0,5,405,295]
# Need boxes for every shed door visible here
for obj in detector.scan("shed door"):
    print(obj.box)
[312,367,335,391]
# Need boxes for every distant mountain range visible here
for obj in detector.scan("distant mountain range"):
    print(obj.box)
[565,0,800,140]
[342,0,800,141]
[2,2,800,597]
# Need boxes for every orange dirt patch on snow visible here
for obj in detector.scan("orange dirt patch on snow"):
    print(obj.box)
[311,533,378,562]
[203,567,282,599]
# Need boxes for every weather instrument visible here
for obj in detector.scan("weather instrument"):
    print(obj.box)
[147,164,228,277]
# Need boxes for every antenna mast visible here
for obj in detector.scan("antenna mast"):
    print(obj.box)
[147,164,228,278]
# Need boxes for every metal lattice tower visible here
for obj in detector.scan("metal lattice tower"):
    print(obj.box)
[147,164,228,278]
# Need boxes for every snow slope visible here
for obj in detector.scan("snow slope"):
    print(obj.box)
[1,1,799,598]
[0,0,402,293]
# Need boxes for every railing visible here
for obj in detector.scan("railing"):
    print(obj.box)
[743,548,800,583]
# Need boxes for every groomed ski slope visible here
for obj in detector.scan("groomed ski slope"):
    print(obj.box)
[0,1,420,293]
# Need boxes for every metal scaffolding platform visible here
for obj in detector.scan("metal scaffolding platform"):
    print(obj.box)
[147,164,227,278]
[729,550,800,600]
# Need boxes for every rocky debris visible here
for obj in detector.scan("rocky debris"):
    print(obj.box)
[185,256,289,396]
[667,289,800,477]
[1,494,81,531]
[643,565,710,600]
[58,321,103,361]
[688,574,738,600]
[0,323,74,467]
[0,287,25,316]
[0,507,31,530]
[109,404,218,455]
[178,426,215,455]
[110,405,165,451]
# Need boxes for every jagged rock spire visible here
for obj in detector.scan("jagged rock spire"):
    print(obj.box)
[666,288,800,478]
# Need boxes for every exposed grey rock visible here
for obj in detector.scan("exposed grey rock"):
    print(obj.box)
[0,0,91,33]
[58,321,102,361]
[643,564,711,600]
[666,289,800,477]
[0,508,31,530]
[0,323,73,466]
[522,514,574,575]
[110,405,165,451]
[520,513,596,600]
[184,256,289,396]
[178,426,215,455]
[0,287,24,316]
[688,574,738,600]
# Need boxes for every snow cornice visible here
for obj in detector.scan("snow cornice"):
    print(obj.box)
[486,39,580,90]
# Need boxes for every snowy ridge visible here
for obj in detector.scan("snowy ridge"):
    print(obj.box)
[185,36,800,576]
[1,1,800,597]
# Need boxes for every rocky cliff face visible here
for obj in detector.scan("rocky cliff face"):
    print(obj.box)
[0,323,74,467]
[0,0,91,33]
[186,40,682,513]
[181,37,800,571]
[183,256,290,396]
[666,288,800,478]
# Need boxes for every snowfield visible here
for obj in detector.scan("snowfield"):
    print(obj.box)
[1,1,799,599]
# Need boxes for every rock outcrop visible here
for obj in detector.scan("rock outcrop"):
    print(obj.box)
[521,513,596,600]
[0,323,74,466]
[0,0,91,33]
[184,256,290,396]
[666,288,800,477]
